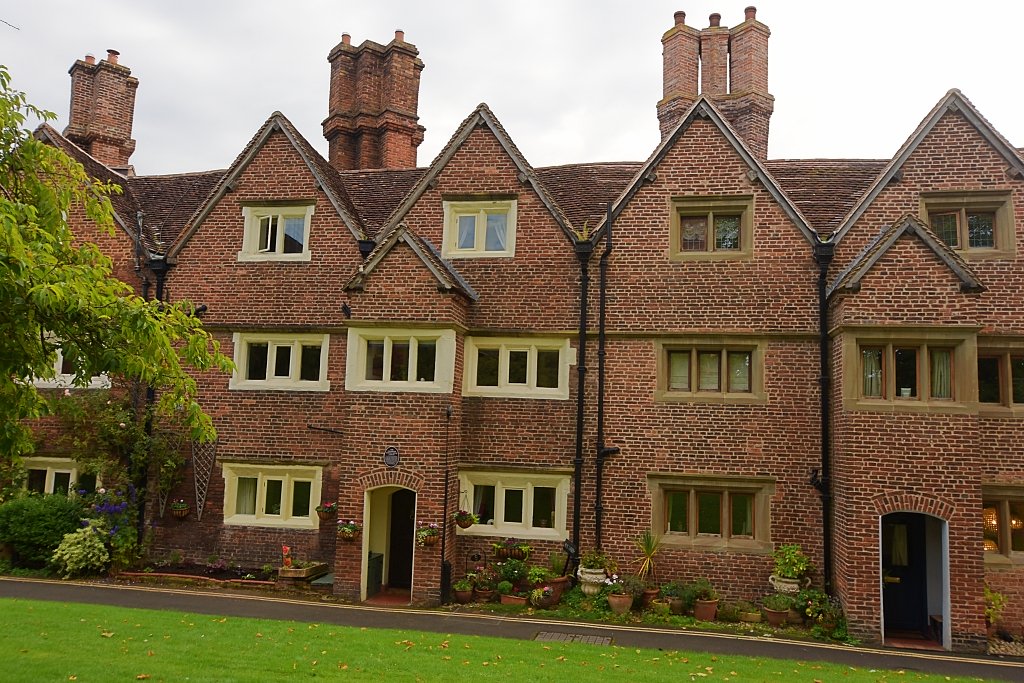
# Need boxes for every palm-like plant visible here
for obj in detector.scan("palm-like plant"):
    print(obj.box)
[634,528,662,583]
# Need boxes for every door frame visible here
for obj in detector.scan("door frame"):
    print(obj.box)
[361,485,417,603]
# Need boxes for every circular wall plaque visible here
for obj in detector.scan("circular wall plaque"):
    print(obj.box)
[383,445,400,468]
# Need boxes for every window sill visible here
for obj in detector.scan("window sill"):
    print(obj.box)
[845,398,972,415]
[223,516,318,530]
[978,405,1024,419]
[229,379,330,392]
[655,390,766,405]
[464,387,569,400]
[456,525,567,542]
[959,248,1015,261]
[236,251,312,263]
[346,380,452,394]
[34,375,112,390]
[660,534,772,554]
[443,250,515,259]
[669,250,753,262]
[983,552,1024,568]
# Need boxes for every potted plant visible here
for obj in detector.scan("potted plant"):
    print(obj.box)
[736,600,762,623]
[416,521,441,546]
[497,558,528,589]
[526,564,551,588]
[985,585,1007,638]
[763,592,792,626]
[453,509,478,529]
[337,519,362,541]
[578,549,613,595]
[769,544,813,593]
[633,528,663,606]
[493,537,530,560]
[530,585,556,609]
[659,580,686,615]
[472,565,497,602]
[603,574,634,615]
[795,588,829,624]
[716,601,741,623]
[315,500,337,521]
[169,498,190,519]
[691,577,719,621]
[453,577,474,604]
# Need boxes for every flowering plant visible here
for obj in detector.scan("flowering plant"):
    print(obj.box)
[415,521,441,545]
[316,501,338,513]
[604,573,628,595]
[453,509,478,524]
[170,498,189,511]
[337,519,362,534]
[282,545,292,568]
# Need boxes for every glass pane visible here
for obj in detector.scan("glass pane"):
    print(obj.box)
[666,491,688,533]
[246,343,268,380]
[60,351,74,375]
[1012,357,1024,404]
[390,341,410,382]
[983,501,1001,552]
[698,351,720,391]
[26,469,46,494]
[473,485,496,524]
[457,215,476,249]
[930,348,952,399]
[300,345,321,382]
[697,492,721,535]
[365,340,384,381]
[727,351,751,392]
[680,216,707,251]
[291,481,312,518]
[504,488,524,524]
[77,473,97,494]
[532,487,555,528]
[978,356,1002,403]
[508,350,528,384]
[258,215,277,252]
[283,217,304,253]
[416,341,436,382]
[484,213,507,251]
[894,347,918,398]
[929,212,959,247]
[53,472,72,496]
[236,477,257,515]
[967,211,995,248]
[862,347,883,397]
[476,348,499,386]
[537,349,560,388]
[668,351,690,391]
[731,493,754,537]
[1011,501,1024,552]
[714,215,741,250]
[274,345,291,378]
[265,480,283,516]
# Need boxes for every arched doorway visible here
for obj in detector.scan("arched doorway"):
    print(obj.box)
[880,512,949,649]
[364,486,415,603]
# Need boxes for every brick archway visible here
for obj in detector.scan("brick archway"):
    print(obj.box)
[355,468,425,492]
[871,491,954,521]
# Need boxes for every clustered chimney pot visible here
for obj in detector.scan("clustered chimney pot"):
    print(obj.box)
[106,49,119,65]
[84,54,96,65]
[674,11,686,26]
[745,6,757,21]
[341,33,351,46]
[395,30,405,42]
[709,13,721,27]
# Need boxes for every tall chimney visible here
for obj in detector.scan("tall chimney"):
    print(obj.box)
[323,30,425,170]
[657,11,700,138]
[700,14,729,96]
[725,6,774,159]
[64,50,138,171]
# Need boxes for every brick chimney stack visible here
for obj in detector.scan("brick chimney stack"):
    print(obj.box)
[658,7,774,160]
[323,30,425,170]
[64,49,138,172]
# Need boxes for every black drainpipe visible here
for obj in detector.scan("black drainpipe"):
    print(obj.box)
[595,206,619,549]
[812,240,835,594]
[572,240,593,560]
[440,404,453,603]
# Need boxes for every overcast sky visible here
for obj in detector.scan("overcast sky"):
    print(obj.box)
[4,1,1022,176]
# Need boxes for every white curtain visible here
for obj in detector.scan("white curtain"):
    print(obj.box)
[236,477,257,515]
[931,348,952,399]
[485,214,507,251]
[862,348,882,397]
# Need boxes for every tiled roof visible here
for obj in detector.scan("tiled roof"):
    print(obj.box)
[127,170,224,250]
[765,159,888,235]
[340,168,426,238]
[535,163,640,235]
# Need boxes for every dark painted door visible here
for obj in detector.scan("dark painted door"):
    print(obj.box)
[882,512,928,633]
[388,489,415,589]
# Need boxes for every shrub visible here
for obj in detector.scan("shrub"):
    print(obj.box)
[717,601,740,622]
[497,558,527,584]
[52,524,110,577]
[772,544,813,579]
[496,580,513,596]
[0,494,84,566]
[763,593,793,611]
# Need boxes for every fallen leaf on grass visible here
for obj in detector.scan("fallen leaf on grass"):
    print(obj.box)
[101,631,114,638]
[135,675,150,680]
[255,633,263,638]
[338,664,348,670]
[147,651,154,657]
[68,677,77,681]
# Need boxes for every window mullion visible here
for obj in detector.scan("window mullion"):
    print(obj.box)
[383,337,393,381]
[498,345,509,388]
[409,338,418,383]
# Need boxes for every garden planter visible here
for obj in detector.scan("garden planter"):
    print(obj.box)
[548,575,570,601]
[456,518,474,529]
[316,510,333,521]
[338,530,360,542]
[421,534,439,547]
[473,588,495,603]
[641,588,660,608]
[763,607,789,626]
[577,567,606,596]
[739,611,762,623]
[607,593,633,615]
[170,506,189,519]
[787,608,804,624]
[500,594,528,606]
[769,574,810,594]
[453,589,474,604]
[531,593,557,609]
[668,597,684,615]
[694,599,718,621]
[650,598,671,616]
[278,562,329,581]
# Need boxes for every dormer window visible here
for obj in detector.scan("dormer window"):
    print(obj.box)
[239,204,314,262]
[442,198,517,258]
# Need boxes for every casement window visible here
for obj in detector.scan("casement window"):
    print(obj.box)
[222,462,322,528]
[982,486,1024,563]
[441,198,517,258]
[977,351,1024,408]
[670,195,754,261]
[920,192,1014,259]
[655,339,766,404]
[457,470,570,541]
[859,344,956,401]
[32,345,111,389]
[229,333,330,391]
[238,204,315,261]
[648,474,774,552]
[345,328,456,393]
[463,337,575,399]
[21,457,97,496]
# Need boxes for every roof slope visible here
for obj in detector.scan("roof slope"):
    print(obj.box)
[340,168,426,238]
[764,159,888,235]
[127,170,224,250]
[535,162,641,234]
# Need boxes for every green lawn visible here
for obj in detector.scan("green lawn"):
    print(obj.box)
[0,598,982,682]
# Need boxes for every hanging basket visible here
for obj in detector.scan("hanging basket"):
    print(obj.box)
[422,534,439,546]
[170,506,189,519]
[455,517,474,529]
[338,530,360,542]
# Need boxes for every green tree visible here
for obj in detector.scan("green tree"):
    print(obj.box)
[0,64,231,459]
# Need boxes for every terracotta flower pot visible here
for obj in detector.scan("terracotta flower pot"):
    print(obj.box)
[473,588,495,603]
[548,575,570,601]
[668,597,685,615]
[694,599,718,621]
[641,587,660,608]
[453,589,474,604]
[607,593,633,615]
[500,594,528,606]
[764,607,789,626]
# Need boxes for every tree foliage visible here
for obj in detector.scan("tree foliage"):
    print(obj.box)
[0,64,232,458]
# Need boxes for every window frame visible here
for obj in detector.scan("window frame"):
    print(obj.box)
[441,198,518,258]
[982,485,1024,566]
[222,462,323,529]
[32,344,111,389]
[238,203,315,262]
[457,469,571,541]
[648,473,774,553]
[669,195,754,261]
[345,327,456,393]
[21,457,98,495]
[229,332,330,392]
[463,337,575,400]
[919,191,1015,260]
[655,338,766,404]
[976,341,1024,417]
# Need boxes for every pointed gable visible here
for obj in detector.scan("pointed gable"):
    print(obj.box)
[167,112,364,259]
[831,90,1024,244]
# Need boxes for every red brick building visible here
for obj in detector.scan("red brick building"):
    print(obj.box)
[35,8,1024,651]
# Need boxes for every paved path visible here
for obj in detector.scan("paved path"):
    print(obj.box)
[2,577,1022,681]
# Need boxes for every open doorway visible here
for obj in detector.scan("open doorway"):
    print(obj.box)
[364,486,415,605]
[880,512,948,649]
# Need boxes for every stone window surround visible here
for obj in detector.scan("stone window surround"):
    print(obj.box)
[654,336,768,405]
[976,337,1024,418]
[344,326,456,394]
[982,484,1024,567]
[918,190,1015,260]
[456,467,571,542]
[229,332,331,392]
[237,201,315,262]
[441,196,518,259]
[462,336,575,400]
[21,456,96,495]
[668,194,755,261]
[221,461,323,529]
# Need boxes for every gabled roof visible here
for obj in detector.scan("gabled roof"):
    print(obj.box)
[535,162,641,235]
[828,214,985,297]
[339,168,426,238]
[591,96,816,244]
[344,222,478,301]
[127,170,225,250]
[831,90,1024,244]
[167,111,363,258]
[373,103,575,245]
[764,159,888,235]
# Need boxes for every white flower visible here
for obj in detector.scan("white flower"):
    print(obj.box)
[98,488,106,495]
